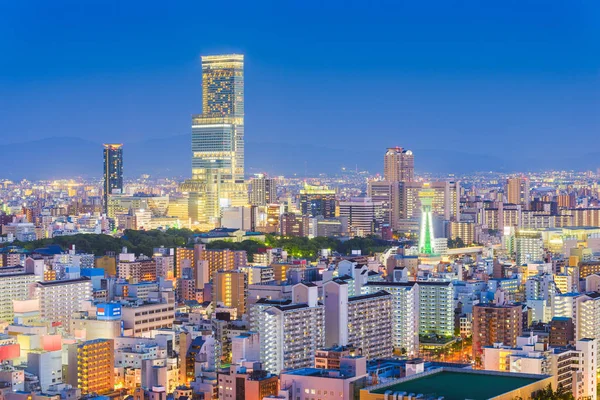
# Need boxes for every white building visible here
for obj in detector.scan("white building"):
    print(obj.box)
[26,350,62,391]
[338,197,383,236]
[483,335,596,400]
[121,300,175,337]
[363,281,419,356]
[323,279,392,360]
[33,278,93,332]
[249,284,324,374]
[0,272,37,323]
[418,281,454,337]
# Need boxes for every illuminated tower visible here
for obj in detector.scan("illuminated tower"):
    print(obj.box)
[193,54,244,183]
[187,54,247,226]
[103,144,123,215]
[418,183,436,255]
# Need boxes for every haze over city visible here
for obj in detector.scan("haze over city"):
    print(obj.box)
[2,1,599,178]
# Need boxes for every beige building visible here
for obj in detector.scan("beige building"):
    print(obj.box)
[214,270,247,317]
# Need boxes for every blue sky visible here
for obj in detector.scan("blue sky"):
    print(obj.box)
[1,0,599,173]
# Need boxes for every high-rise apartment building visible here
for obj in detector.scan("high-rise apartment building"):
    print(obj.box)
[363,281,420,356]
[515,230,544,265]
[250,285,324,374]
[0,272,37,323]
[418,281,454,337]
[68,339,115,395]
[188,54,247,225]
[249,174,276,206]
[506,177,530,209]
[194,244,247,282]
[214,270,247,317]
[323,280,393,360]
[34,278,93,332]
[575,292,600,367]
[384,147,414,182]
[103,144,123,215]
[472,303,523,361]
[175,247,194,278]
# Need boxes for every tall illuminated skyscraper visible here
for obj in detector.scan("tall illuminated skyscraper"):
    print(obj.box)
[186,54,248,225]
[418,183,436,255]
[103,144,123,215]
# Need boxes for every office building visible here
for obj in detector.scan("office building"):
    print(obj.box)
[338,197,383,236]
[549,317,575,347]
[249,174,276,206]
[299,184,336,218]
[384,147,414,182]
[188,54,247,226]
[367,180,402,229]
[279,212,309,237]
[103,144,123,215]
[402,181,459,221]
[68,339,115,395]
[121,300,175,336]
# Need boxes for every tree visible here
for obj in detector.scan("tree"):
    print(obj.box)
[531,384,574,400]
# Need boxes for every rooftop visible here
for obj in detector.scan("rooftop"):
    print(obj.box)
[368,369,549,400]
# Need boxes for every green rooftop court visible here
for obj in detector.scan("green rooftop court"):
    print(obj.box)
[364,368,552,400]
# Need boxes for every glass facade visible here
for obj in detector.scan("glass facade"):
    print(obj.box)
[103,143,123,214]
[192,54,245,184]
[188,54,246,224]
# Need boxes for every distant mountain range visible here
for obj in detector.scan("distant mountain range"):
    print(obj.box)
[1,135,596,180]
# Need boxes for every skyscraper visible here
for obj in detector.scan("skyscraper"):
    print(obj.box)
[187,54,248,226]
[103,144,123,215]
[383,147,414,182]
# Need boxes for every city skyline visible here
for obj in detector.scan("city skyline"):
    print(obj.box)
[3,3,600,400]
